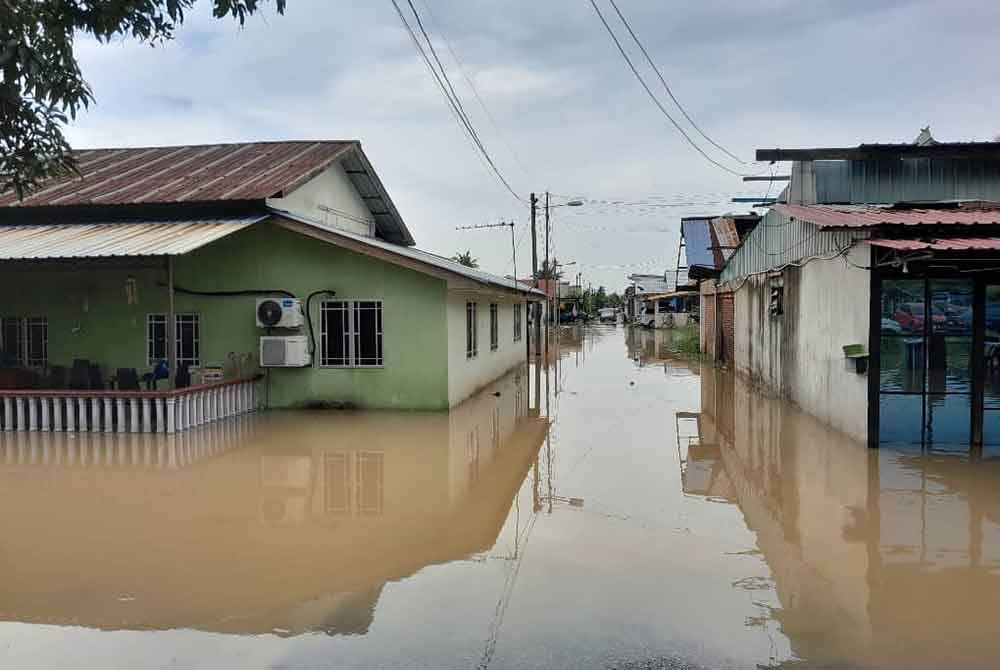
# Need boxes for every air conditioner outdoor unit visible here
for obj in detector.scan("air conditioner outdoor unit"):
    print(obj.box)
[256,297,305,328]
[260,335,311,367]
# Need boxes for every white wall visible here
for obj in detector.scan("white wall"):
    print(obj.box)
[733,245,870,443]
[446,291,529,407]
[267,162,374,237]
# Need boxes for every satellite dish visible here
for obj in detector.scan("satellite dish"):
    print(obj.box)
[257,299,283,327]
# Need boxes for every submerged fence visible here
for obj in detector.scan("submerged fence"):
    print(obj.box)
[0,377,258,434]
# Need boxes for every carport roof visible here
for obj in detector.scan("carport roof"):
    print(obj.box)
[0,215,265,259]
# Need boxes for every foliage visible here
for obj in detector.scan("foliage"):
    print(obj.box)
[533,258,563,280]
[451,250,478,268]
[0,0,286,198]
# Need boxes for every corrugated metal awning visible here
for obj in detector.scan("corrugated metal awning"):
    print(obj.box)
[868,237,1000,251]
[0,215,265,259]
[774,203,1000,229]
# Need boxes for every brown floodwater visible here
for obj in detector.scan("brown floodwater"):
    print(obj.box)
[1,325,999,669]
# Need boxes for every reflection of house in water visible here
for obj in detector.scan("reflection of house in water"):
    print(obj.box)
[0,366,547,637]
[682,365,1000,668]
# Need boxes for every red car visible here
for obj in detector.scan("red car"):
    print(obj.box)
[892,302,946,332]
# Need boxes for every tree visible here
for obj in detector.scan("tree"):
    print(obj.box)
[451,250,478,268]
[533,258,563,280]
[0,0,287,199]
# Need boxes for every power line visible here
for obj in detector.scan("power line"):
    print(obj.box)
[417,0,533,180]
[390,0,525,203]
[605,0,746,165]
[586,0,755,178]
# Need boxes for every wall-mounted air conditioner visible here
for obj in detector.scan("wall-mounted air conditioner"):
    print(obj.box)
[256,297,305,328]
[260,335,311,367]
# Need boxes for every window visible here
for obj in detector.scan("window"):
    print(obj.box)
[320,300,383,367]
[490,303,499,351]
[466,301,478,359]
[147,313,200,367]
[1,316,47,367]
[513,303,522,341]
[26,318,47,367]
[323,451,384,517]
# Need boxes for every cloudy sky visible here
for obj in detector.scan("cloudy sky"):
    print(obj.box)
[67,0,1000,291]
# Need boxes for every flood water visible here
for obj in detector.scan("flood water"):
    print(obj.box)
[2,325,1000,668]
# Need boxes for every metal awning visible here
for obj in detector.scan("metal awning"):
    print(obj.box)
[868,237,1000,252]
[0,215,266,259]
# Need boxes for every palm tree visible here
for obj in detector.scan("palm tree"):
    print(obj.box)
[452,250,479,268]
[533,258,563,280]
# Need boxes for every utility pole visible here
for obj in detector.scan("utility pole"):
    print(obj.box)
[530,193,541,412]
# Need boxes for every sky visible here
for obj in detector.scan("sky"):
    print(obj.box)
[67,0,1000,292]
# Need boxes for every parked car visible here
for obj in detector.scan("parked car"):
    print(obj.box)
[891,302,945,332]
[881,318,903,334]
[598,307,617,323]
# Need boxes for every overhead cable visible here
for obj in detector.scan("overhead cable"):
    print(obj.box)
[390,0,525,203]
[586,0,755,178]
[605,0,747,165]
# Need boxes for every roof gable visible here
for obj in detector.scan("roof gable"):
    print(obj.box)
[0,140,415,246]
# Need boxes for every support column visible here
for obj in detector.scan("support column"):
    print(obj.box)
[53,398,63,432]
[28,397,37,431]
[3,397,11,431]
[41,398,51,431]
[91,398,101,432]
[16,397,25,431]
[130,398,140,433]
[77,398,87,432]
[142,399,152,433]
[167,256,177,392]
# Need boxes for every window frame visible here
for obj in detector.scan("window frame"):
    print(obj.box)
[513,303,522,342]
[146,313,201,367]
[1,315,48,368]
[466,301,478,359]
[320,299,385,368]
[490,303,499,351]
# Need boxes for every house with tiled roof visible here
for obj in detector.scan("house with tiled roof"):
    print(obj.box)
[0,141,541,432]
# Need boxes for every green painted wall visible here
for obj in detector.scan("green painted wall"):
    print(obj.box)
[0,223,450,409]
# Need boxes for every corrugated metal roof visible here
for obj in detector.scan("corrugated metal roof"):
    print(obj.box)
[773,203,1000,229]
[0,142,353,207]
[869,237,1000,251]
[271,210,545,297]
[0,216,264,259]
[0,141,416,247]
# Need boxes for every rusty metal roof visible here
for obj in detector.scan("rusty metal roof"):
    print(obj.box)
[0,142,354,207]
[773,203,1000,229]
[0,216,264,259]
[869,237,1000,252]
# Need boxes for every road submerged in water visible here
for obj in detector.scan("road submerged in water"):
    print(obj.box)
[1,324,999,669]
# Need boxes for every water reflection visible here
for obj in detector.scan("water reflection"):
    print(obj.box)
[0,365,547,637]
[685,365,1000,668]
[625,326,700,375]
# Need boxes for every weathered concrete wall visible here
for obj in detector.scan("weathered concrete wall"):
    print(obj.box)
[733,245,870,442]
[267,162,373,237]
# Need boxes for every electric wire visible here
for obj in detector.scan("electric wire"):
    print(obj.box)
[605,0,746,165]
[417,0,533,180]
[390,0,525,203]
[586,0,758,178]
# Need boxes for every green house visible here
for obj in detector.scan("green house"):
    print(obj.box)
[0,141,541,419]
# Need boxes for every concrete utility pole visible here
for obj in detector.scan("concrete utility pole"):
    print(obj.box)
[530,193,541,355]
